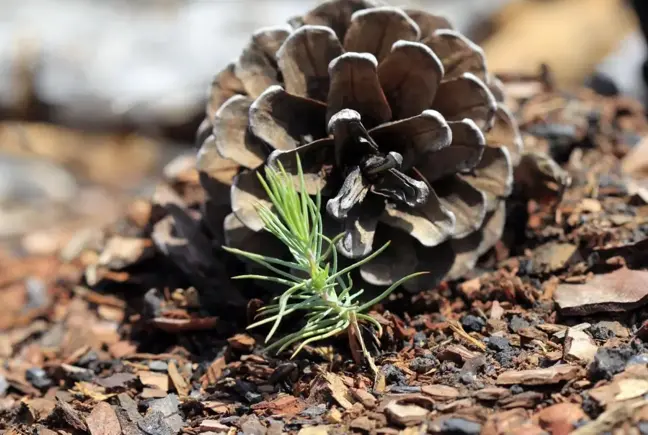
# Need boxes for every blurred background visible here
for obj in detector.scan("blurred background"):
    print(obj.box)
[0,0,643,255]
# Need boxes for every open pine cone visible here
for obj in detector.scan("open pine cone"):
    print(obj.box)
[197,0,523,289]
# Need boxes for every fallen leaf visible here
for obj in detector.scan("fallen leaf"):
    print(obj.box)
[74,382,115,402]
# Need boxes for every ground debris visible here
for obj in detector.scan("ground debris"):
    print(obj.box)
[6,67,648,434]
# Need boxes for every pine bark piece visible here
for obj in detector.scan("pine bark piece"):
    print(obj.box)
[55,398,87,432]
[496,365,584,386]
[86,402,121,435]
[138,371,169,392]
[421,385,461,401]
[555,268,648,316]
[167,361,189,397]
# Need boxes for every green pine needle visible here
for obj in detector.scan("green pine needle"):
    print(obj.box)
[223,155,424,362]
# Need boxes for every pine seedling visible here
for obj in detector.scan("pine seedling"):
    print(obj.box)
[223,156,425,370]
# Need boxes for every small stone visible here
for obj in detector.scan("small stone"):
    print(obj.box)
[409,355,438,374]
[384,401,429,427]
[596,321,629,338]
[460,355,486,386]
[487,336,518,367]
[148,361,168,372]
[509,316,531,333]
[563,328,598,364]
[25,277,48,310]
[509,385,524,395]
[438,417,482,435]
[26,368,53,389]
[629,354,648,366]
[589,324,614,341]
[300,404,327,418]
[148,394,183,434]
[381,365,407,386]
[234,380,262,404]
[588,347,636,381]
[0,375,8,396]
[413,331,427,347]
[139,411,173,435]
[487,336,511,352]
[461,315,485,333]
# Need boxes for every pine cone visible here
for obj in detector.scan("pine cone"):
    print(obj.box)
[197,0,523,289]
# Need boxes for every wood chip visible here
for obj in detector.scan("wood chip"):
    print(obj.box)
[496,364,584,386]
[167,361,189,397]
[141,388,167,399]
[563,328,598,364]
[322,372,353,410]
[138,371,169,391]
[199,419,230,433]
